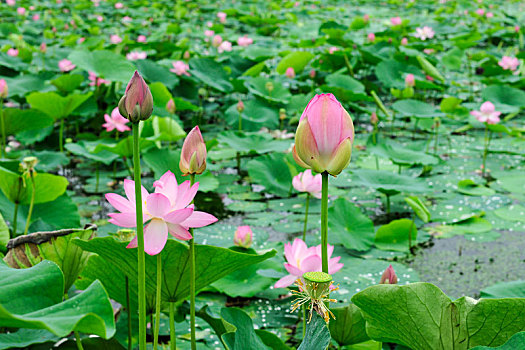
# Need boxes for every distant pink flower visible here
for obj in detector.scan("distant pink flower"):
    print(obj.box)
[292,170,322,198]
[328,46,338,54]
[40,43,47,53]
[212,35,222,47]
[285,67,295,78]
[217,12,226,23]
[234,226,253,248]
[415,26,434,40]
[390,17,402,25]
[97,15,103,22]
[29,5,34,10]
[183,51,190,59]
[88,71,109,86]
[122,16,132,22]
[470,101,501,124]
[405,73,415,87]
[106,171,218,255]
[137,35,147,43]
[204,30,215,37]
[115,2,123,9]
[103,107,130,132]
[309,69,316,78]
[498,56,519,71]
[58,59,75,72]
[16,7,25,15]
[110,34,122,44]
[218,41,232,53]
[206,21,213,27]
[367,33,375,42]
[7,48,18,57]
[126,51,147,60]
[237,36,253,47]
[486,12,493,18]
[170,60,190,76]
[371,112,378,124]
[32,14,40,21]
[380,265,398,284]
[475,8,485,16]
[515,26,520,33]
[274,238,343,289]
[401,37,408,45]
[363,14,370,22]
[423,48,435,55]
[6,0,15,6]
[78,37,86,44]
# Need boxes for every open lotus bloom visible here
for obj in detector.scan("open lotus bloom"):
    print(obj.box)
[498,56,519,71]
[102,107,130,132]
[470,101,501,124]
[106,171,218,255]
[292,93,354,176]
[414,26,434,40]
[292,169,322,198]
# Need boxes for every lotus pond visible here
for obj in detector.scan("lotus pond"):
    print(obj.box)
[0,0,525,349]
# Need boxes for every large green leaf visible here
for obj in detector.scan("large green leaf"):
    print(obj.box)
[0,260,115,338]
[0,329,58,350]
[353,169,429,196]
[480,280,525,298]
[471,332,525,350]
[245,77,292,104]
[189,57,233,92]
[328,198,375,251]
[368,139,439,166]
[457,179,495,196]
[2,109,54,136]
[135,59,179,89]
[221,308,271,350]
[26,91,92,120]
[276,51,314,74]
[65,140,119,165]
[247,153,293,197]
[352,282,525,349]
[482,85,525,112]
[68,49,136,83]
[217,131,291,154]
[298,312,331,350]
[329,304,369,346]
[4,224,95,292]
[374,219,417,252]
[392,99,442,119]
[375,59,421,89]
[0,213,8,252]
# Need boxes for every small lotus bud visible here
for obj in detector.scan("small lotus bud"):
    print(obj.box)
[279,108,286,120]
[166,99,176,114]
[118,71,153,123]
[0,79,8,99]
[401,37,408,45]
[405,73,415,87]
[363,14,370,22]
[303,271,332,299]
[183,51,190,59]
[237,100,245,113]
[309,69,316,79]
[379,265,398,284]
[40,42,47,53]
[179,126,207,175]
[233,225,253,248]
[285,67,295,78]
[371,112,378,125]
[265,81,274,93]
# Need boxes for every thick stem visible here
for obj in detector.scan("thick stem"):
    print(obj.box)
[75,331,84,350]
[95,164,100,193]
[132,122,147,350]
[189,173,196,350]
[386,195,391,214]
[302,193,310,241]
[23,172,36,235]
[0,100,5,158]
[321,172,329,273]
[59,119,65,153]
[238,111,242,131]
[169,302,176,350]
[126,277,132,350]
[12,203,18,236]
[236,152,241,176]
[153,254,162,350]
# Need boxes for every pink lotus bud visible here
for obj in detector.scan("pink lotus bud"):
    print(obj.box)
[58,59,75,72]
[405,73,415,87]
[401,37,408,45]
[204,30,215,37]
[32,14,40,21]
[97,15,103,22]
[425,75,434,81]
[486,12,493,18]
[285,67,295,78]
[292,93,354,176]
[17,7,25,15]
[166,99,176,114]
[234,226,253,248]
[309,69,316,78]
[118,71,153,123]
[212,35,222,47]
[6,0,15,6]
[379,265,398,284]
[137,35,147,43]
[217,12,227,23]
[0,79,8,99]
[390,17,402,26]
[179,125,207,175]
[371,112,378,125]
[515,26,520,33]
[170,61,190,76]
[7,48,18,57]
[367,32,375,42]
[40,43,47,53]
[237,100,244,113]
[475,8,484,16]
[110,34,122,44]
[363,14,370,22]
[237,36,253,47]
[183,51,190,59]
[115,2,123,9]
[328,46,338,54]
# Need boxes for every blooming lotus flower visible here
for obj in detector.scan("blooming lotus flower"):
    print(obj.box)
[115,2,123,8]
[328,46,338,54]
[292,170,322,199]
[367,33,375,42]
[122,16,132,23]
[470,101,501,124]
[414,26,434,40]
[405,73,415,87]
[212,35,222,47]
[103,107,130,132]
[96,15,103,22]
[237,36,253,47]
[0,79,8,99]
[7,48,18,57]
[166,99,176,114]
[390,17,402,25]
[498,56,519,71]
[137,35,147,43]
[106,171,218,255]
[218,41,232,53]
[293,93,354,176]
[234,226,253,248]
[475,8,485,16]
[180,126,207,175]
[363,14,370,22]
[401,37,408,45]
[486,12,493,18]
[204,30,215,37]
[217,12,226,23]
[274,238,343,288]
[16,7,25,15]
[118,71,153,123]
[126,51,147,60]
[88,71,109,86]
[379,265,398,284]
[285,67,295,78]
[110,35,122,44]
[58,59,75,72]
[6,0,15,6]
[170,61,190,76]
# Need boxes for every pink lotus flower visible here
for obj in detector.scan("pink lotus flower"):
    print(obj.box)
[126,51,147,60]
[379,265,398,284]
[475,8,485,16]
[122,16,132,23]
[371,112,378,125]
[40,43,47,53]
[423,48,435,55]
[58,59,75,72]
[170,60,190,76]
[292,170,322,199]
[96,15,103,22]
[415,26,434,40]
[498,56,519,71]
[367,33,375,42]
[217,12,226,23]
[115,2,123,9]
[0,79,8,99]
[234,226,253,248]
[6,48,18,57]
[212,35,222,47]
[88,71,109,86]
[16,7,25,15]
[292,93,354,176]
[166,99,176,113]
[106,171,218,255]
[32,14,40,21]
[274,238,343,288]
[237,36,253,47]
[102,107,130,132]
[515,26,520,33]
[363,14,370,22]
[179,126,207,175]
[285,67,295,78]
[110,35,122,44]
[218,41,232,53]
[390,17,402,25]
[237,100,244,113]
[486,12,493,18]
[328,46,338,54]
[6,0,15,6]
[137,35,147,43]
[204,30,215,37]
[405,73,415,87]
[470,102,501,124]
[401,37,408,45]
[78,37,86,44]
[309,69,316,78]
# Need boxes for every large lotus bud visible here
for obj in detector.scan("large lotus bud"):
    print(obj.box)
[233,225,253,248]
[179,126,207,175]
[118,71,153,123]
[0,79,8,99]
[379,264,398,284]
[292,93,354,176]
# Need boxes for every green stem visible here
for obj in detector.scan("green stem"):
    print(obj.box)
[409,217,415,251]
[153,254,162,350]
[386,195,391,214]
[132,122,147,350]
[238,111,242,131]
[23,172,36,235]
[12,203,18,236]
[236,152,241,176]
[189,173,196,350]
[302,305,306,338]
[95,164,100,193]
[433,119,439,155]
[302,193,310,241]
[126,277,132,350]
[59,119,64,153]
[481,126,491,177]
[75,331,84,350]
[169,302,176,350]
[0,100,5,158]
[412,119,419,140]
[321,172,329,273]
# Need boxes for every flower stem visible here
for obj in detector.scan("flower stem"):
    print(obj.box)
[169,302,176,350]
[238,111,242,131]
[302,193,310,241]
[482,125,488,177]
[321,171,329,273]
[125,277,132,350]
[386,195,391,214]
[153,254,162,350]
[12,203,18,236]
[132,122,147,350]
[23,171,36,235]
[189,173,196,350]
[59,119,65,153]
[302,306,306,338]
[0,99,5,158]
[75,331,84,350]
